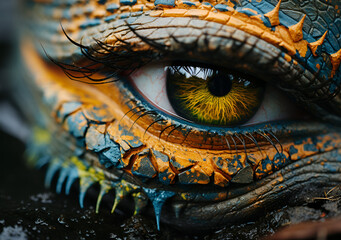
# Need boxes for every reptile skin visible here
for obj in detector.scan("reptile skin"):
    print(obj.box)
[15,0,341,230]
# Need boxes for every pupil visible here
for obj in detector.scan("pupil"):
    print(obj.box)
[207,71,232,97]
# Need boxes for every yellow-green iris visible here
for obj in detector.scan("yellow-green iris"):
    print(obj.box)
[166,64,265,126]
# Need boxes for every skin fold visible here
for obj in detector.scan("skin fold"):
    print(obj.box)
[15,0,341,231]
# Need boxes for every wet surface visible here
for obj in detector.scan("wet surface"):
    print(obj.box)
[1,129,341,240]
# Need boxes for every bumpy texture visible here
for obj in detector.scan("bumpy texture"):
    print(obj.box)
[16,0,341,230]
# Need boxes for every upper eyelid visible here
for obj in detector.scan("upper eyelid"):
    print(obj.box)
[51,25,315,100]
[58,22,284,77]
[56,23,305,97]
[43,15,341,123]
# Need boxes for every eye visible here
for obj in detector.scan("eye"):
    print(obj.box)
[22,0,341,233]
[129,61,303,127]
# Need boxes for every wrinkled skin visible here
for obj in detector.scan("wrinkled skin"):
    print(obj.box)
[13,0,341,232]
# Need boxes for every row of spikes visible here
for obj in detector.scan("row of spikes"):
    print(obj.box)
[36,155,177,230]
[264,0,341,73]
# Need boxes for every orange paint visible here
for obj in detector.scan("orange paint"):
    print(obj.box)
[184,9,209,18]
[162,8,187,17]
[283,53,292,62]
[214,171,229,187]
[204,12,230,24]
[330,49,341,78]
[264,0,281,26]
[288,15,306,42]
[308,31,328,57]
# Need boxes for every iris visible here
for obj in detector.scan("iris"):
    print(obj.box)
[166,64,265,126]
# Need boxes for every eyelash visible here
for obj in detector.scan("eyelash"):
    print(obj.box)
[44,24,328,158]
[45,25,171,85]
[50,24,338,103]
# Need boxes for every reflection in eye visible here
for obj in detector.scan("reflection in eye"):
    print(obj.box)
[166,63,264,126]
[130,62,305,127]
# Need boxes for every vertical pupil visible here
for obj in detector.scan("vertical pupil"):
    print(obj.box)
[207,71,232,97]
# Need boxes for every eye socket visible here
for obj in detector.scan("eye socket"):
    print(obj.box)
[129,62,305,128]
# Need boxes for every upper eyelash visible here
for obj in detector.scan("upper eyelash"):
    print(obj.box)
[45,23,340,104]
[44,25,163,84]
[43,23,218,85]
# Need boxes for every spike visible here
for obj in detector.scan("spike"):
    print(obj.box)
[143,188,176,231]
[79,176,95,209]
[132,192,148,215]
[330,49,341,78]
[289,15,306,42]
[56,166,69,194]
[110,195,120,214]
[96,181,111,213]
[110,185,124,214]
[65,167,79,195]
[308,31,328,56]
[264,0,281,26]
[44,159,61,188]
[111,180,138,213]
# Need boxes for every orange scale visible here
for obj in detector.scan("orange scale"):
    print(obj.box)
[169,154,196,171]
[246,150,265,167]
[315,135,335,152]
[204,12,230,24]
[82,104,115,123]
[162,8,187,17]
[178,164,210,184]
[227,16,246,30]
[213,171,230,187]
[107,124,131,152]
[212,153,246,176]
[131,153,158,179]
[184,9,209,18]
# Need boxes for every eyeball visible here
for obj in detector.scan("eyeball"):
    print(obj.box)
[129,61,307,127]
